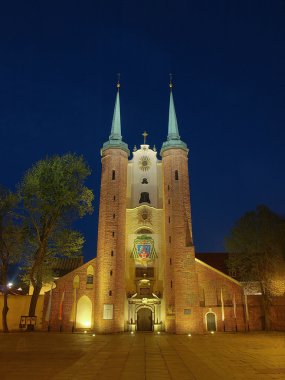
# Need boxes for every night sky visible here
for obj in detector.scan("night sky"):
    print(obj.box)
[1,1,284,263]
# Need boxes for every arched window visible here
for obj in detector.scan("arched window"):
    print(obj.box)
[73,275,80,289]
[136,228,153,234]
[139,192,151,204]
[86,265,94,289]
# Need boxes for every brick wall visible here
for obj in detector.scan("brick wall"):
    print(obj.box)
[162,148,202,333]
[196,258,246,332]
[43,259,96,332]
[94,148,128,333]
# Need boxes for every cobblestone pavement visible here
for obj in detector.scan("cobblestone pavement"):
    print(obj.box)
[0,332,285,380]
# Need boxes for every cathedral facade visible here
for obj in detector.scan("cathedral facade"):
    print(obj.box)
[43,84,247,334]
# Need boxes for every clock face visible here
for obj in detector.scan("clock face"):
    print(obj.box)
[139,156,151,171]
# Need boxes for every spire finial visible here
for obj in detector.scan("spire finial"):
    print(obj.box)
[101,77,129,155]
[142,131,148,144]
[160,76,188,155]
[117,73,121,90]
[169,73,173,90]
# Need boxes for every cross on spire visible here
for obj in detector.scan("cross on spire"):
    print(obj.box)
[117,73,121,89]
[169,73,173,89]
[142,131,148,144]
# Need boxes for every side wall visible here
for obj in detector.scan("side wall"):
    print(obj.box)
[43,259,96,332]
[247,295,285,331]
[195,259,246,332]
[0,295,44,331]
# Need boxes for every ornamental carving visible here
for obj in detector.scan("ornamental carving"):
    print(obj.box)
[137,207,152,225]
[139,156,151,171]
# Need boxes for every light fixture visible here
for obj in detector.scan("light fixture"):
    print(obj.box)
[188,333,191,337]
[210,331,215,334]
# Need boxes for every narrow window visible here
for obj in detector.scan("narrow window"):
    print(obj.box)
[113,195,116,201]
[86,265,94,288]
[112,231,115,237]
[110,270,113,276]
[112,170,115,180]
[169,236,171,243]
[111,250,114,257]
[170,258,172,265]
[109,290,112,296]
[175,170,179,180]
[86,274,93,285]
[168,185,170,191]
[113,214,115,219]
[171,280,173,288]
[168,199,170,205]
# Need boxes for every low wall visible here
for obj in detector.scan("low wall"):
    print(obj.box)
[0,295,44,331]
[247,295,285,331]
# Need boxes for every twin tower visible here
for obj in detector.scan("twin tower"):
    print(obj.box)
[94,83,202,334]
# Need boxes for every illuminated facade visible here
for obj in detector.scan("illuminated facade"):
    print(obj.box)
[44,83,249,334]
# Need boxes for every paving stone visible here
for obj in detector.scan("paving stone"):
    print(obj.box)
[0,332,285,380]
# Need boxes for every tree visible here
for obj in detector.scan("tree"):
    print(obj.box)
[0,187,23,332]
[19,154,93,327]
[225,205,285,330]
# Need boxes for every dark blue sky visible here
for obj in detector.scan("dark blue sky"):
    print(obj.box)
[1,1,284,262]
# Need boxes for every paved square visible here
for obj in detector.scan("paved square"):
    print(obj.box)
[0,332,285,379]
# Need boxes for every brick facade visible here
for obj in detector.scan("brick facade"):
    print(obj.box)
[41,93,285,334]
[162,148,202,333]
[94,148,128,333]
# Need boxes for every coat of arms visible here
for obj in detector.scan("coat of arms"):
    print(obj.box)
[131,235,157,262]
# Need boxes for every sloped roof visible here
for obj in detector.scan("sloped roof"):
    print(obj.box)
[52,257,84,277]
[196,252,229,275]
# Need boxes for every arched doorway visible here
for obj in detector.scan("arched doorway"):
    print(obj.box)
[206,312,217,331]
[76,296,92,328]
[137,308,152,331]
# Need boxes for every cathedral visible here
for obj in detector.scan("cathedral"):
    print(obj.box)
[44,82,247,334]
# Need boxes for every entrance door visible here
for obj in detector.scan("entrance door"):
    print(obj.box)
[206,312,216,331]
[137,308,152,331]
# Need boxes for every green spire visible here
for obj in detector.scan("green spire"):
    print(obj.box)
[168,91,180,141]
[161,83,188,155]
[102,81,129,155]
[110,88,122,140]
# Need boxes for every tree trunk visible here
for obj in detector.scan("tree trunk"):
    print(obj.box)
[262,296,271,331]
[27,284,41,331]
[260,283,271,331]
[2,289,9,333]
[1,265,9,333]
